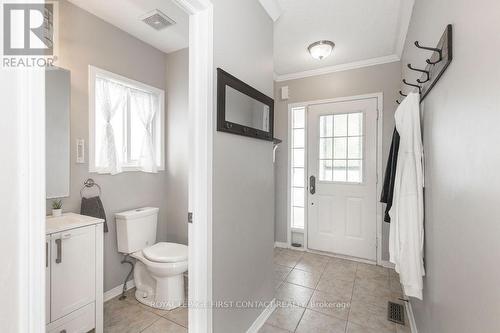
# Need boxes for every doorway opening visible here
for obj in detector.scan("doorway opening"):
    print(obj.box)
[287,93,384,265]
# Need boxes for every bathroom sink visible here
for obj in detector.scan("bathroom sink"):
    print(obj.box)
[46,213,104,235]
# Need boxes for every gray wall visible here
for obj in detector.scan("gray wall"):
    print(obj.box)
[274,62,402,261]
[211,0,275,331]
[165,48,189,245]
[49,0,168,292]
[401,0,500,332]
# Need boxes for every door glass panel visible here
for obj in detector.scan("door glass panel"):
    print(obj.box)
[348,112,363,136]
[320,115,333,137]
[333,137,347,159]
[292,207,304,229]
[348,160,362,182]
[293,107,305,128]
[293,148,304,167]
[292,187,304,207]
[319,138,333,159]
[291,107,306,230]
[348,137,362,159]
[293,129,305,148]
[333,114,348,137]
[319,160,333,181]
[319,111,364,183]
[293,168,304,187]
[333,160,347,182]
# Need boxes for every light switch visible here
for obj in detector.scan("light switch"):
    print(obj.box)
[281,86,289,100]
[76,139,85,164]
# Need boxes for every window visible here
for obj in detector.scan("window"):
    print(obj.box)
[290,107,306,229]
[319,112,363,183]
[89,66,164,174]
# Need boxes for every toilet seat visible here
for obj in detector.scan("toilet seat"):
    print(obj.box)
[142,242,188,263]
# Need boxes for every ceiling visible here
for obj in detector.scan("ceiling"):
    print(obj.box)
[274,0,414,81]
[67,0,189,54]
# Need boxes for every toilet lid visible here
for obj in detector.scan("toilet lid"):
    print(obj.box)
[142,242,188,263]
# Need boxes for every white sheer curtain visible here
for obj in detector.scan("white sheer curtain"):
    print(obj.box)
[130,89,158,173]
[95,77,126,175]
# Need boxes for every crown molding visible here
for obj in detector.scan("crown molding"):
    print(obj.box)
[259,0,282,22]
[274,54,401,82]
[395,0,415,57]
[172,0,212,15]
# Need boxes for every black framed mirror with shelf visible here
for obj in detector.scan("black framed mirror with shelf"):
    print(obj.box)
[217,68,274,141]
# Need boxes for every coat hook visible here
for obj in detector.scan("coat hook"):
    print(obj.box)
[407,64,430,83]
[399,90,407,97]
[414,41,443,65]
[403,79,422,94]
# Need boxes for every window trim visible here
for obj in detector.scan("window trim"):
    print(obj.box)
[88,65,165,173]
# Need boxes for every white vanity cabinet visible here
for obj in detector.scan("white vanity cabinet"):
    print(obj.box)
[46,213,104,333]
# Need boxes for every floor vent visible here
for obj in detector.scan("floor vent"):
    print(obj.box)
[388,301,405,325]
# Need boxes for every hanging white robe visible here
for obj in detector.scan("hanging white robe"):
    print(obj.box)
[389,92,425,300]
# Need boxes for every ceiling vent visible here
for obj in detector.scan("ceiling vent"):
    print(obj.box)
[141,10,175,31]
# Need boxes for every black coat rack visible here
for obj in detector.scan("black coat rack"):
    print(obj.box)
[397,24,453,104]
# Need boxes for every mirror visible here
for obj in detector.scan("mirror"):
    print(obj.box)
[217,68,274,141]
[46,67,70,199]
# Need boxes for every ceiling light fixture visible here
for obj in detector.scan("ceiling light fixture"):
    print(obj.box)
[308,40,335,60]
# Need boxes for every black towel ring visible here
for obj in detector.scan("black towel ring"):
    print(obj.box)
[80,178,102,198]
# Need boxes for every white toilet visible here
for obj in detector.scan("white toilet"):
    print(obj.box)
[115,207,188,310]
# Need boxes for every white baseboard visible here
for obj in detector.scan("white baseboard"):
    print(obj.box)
[405,299,418,333]
[274,242,289,249]
[246,298,276,333]
[380,260,395,269]
[103,280,135,302]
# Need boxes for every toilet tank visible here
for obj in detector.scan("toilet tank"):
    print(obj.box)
[115,207,159,254]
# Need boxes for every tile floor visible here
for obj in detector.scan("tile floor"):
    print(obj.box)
[104,248,410,333]
[104,288,188,333]
[262,247,411,333]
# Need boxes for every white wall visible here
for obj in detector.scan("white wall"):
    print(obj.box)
[401,0,500,332]
[274,61,402,261]
[211,0,275,331]
[165,48,189,245]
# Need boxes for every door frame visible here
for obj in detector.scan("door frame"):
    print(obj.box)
[287,93,384,265]
[173,0,214,331]
[15,0,215,331]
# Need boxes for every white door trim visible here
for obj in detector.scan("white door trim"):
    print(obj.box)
[287,93,384,265]
[0,67,46,331]
[173,0,214,332]
[14,0,214,332]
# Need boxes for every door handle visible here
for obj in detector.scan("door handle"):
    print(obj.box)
[310,175,316,195]
[55,238,62,264]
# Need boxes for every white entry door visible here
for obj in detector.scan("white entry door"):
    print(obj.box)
[307,98,378,260]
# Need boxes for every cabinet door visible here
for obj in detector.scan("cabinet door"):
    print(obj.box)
[51,225,96,321]
[46,236,51,324]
